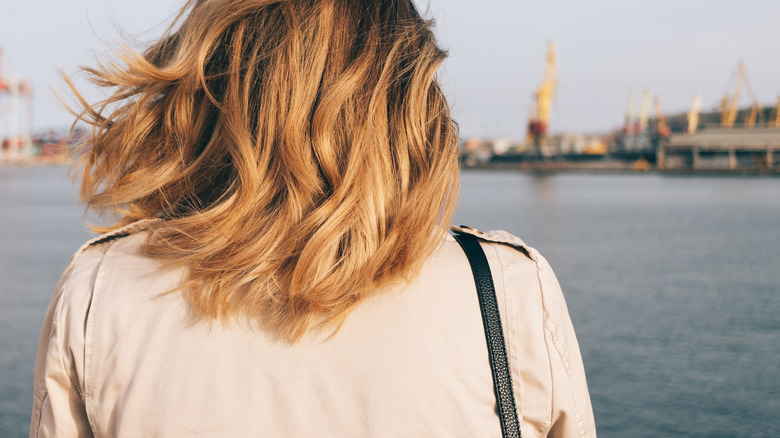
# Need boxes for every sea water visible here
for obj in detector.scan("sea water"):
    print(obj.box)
[1,166,779,437]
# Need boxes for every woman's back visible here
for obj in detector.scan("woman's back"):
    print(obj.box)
[31,0,595,435]
[32,222,594,437]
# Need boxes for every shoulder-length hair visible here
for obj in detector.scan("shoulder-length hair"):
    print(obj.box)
[68,0,459,341]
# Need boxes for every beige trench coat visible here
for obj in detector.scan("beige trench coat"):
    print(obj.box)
[31,220,596,437]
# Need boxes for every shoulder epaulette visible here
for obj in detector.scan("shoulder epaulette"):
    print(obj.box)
[451,225,537,262]
[76,218,161,255]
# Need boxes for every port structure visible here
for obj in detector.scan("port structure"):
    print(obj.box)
[658,61,779,171]
[0,44,33,163]
[660,127,778,171]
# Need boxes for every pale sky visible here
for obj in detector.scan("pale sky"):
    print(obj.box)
[2,0,780,140]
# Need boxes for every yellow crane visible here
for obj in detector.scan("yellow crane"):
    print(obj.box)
[638,91,651,133]
[654,98,670,138]
[745,99,765,128]
[769,95,780,128]
[721,61,761,128]
[527,42,556,148]
[688,94,701,134]
[721,61,744,127]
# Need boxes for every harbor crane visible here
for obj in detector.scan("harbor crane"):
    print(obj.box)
[720,60,762,128]
[638,91,651,133]
[688,94,701,134]
[0,43,33,161]
[527,42,556,152]
[770,95,780,128]
[654,97,670,138]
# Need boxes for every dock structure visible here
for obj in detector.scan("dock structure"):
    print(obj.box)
[659,128,779,171]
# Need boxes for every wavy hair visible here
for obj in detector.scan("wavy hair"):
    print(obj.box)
[67,0,459,341]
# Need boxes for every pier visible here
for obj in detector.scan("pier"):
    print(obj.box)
[659,128,779,171]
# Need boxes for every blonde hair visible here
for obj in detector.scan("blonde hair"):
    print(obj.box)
[68,0,459,341]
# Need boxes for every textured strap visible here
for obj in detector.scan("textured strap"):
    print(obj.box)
[453,231,521,438]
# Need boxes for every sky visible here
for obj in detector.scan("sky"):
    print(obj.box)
[2,0,780,140]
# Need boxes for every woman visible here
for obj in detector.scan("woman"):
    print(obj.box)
[31,0,596,436]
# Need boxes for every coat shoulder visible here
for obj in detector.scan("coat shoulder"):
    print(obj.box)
[61,219,158,309]
[75,219,159,256]
[450,225,538,263]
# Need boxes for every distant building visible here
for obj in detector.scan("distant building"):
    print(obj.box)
[660,127,779,171]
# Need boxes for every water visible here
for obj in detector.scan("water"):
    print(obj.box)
[0,166,93,437]
[1,166,779,437]
[456,171,780,437]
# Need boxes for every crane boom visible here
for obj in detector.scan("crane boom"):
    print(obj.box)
[537,42,556,126]
[527,43,556,148]
[721,62,743,127]
[721,61,761,128]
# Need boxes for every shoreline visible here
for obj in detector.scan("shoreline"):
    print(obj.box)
[0,157,70,167]
[3,158,779,177]
[461,161,780,177]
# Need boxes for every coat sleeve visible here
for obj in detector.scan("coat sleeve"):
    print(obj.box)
[30,255,94,438]
[534,251,597,438]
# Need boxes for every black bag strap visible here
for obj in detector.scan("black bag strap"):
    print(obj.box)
[452,230,521,438]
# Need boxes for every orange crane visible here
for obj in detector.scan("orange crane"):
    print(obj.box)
[527,43,556,149]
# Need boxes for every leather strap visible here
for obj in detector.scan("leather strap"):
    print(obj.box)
[453,231,521,438]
